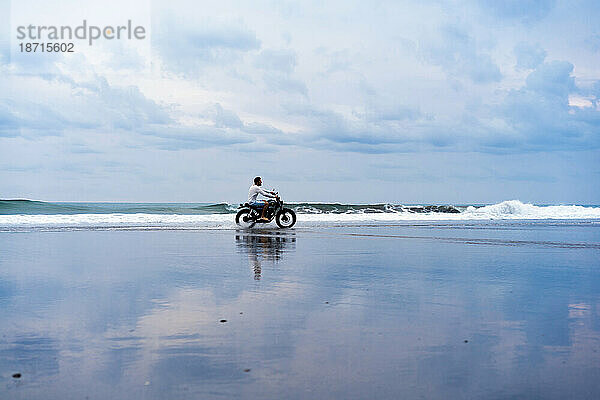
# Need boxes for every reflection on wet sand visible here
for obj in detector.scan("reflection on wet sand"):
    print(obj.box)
[235,230,296,280]
[1,226,599,399]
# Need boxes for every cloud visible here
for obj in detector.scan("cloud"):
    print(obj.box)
[253,48,307,95]
[0,102,21,137]
[364,104,424,122]
[420,25,502,84]
[139,125,254,150]
[82,76,172,130]
[214,103,244,129]
[477,0,556,23]
[313,48,353,75]
[0,0,11,66]
[0,72,170,137]
[281,103,430,152]
[514,42,547,69]
[9,55,583,157]
[0,66,259,152]
[525,60,575,97]
[271,58,599,154]
[105,42,147,71]
[491,61,599,151]
[152,14,261,76]
[262,74,308,95]
[254,49,297,74]
[0,98,72,137]
[584,34,600,52]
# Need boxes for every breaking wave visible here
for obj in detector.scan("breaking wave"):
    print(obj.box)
[0,200,239,215]
[0,199,598,230]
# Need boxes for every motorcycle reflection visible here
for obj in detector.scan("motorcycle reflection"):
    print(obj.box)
[235,231,296,280]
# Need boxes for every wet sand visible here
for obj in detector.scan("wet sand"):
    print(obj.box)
[1,222,599,399]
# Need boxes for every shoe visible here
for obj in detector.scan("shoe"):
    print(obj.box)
[258,217,269,222]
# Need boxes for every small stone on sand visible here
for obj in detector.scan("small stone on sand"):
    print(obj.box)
[12,373,21,378]
[464,340,469,343]
[244,369,251,372]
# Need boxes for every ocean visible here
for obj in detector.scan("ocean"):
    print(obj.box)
[1,199,600,231]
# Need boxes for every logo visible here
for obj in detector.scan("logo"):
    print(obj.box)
[16,20,146,46]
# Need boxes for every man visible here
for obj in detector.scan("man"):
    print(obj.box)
[248,176,278,222]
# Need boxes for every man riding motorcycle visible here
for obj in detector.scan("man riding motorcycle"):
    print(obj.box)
[248,176,278,222]
[237,177,296,228]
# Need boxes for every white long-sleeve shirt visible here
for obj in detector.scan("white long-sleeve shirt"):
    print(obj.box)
[248,184,275,203]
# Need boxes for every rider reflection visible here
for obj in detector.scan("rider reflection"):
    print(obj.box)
[235,232,296,280]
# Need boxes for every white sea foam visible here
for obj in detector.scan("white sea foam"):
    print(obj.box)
[0,201,598,230]
[463,200,600,219]
[0,213,235,229]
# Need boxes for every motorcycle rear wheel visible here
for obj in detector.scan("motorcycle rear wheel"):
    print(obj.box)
[236,209,256,228]
[276,208,296,228]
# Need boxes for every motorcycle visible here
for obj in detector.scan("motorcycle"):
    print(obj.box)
[236,193,297,229]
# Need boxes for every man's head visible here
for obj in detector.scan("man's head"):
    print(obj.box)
[254,176,262,186]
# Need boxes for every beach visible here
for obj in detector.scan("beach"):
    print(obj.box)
[1,217,599,399]
[3,0,599,396]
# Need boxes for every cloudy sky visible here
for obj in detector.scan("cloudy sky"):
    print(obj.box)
[0,0,599,203]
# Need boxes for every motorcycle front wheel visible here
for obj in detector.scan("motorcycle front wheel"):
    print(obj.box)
[236,209,256,228]
[276,208,296,228]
